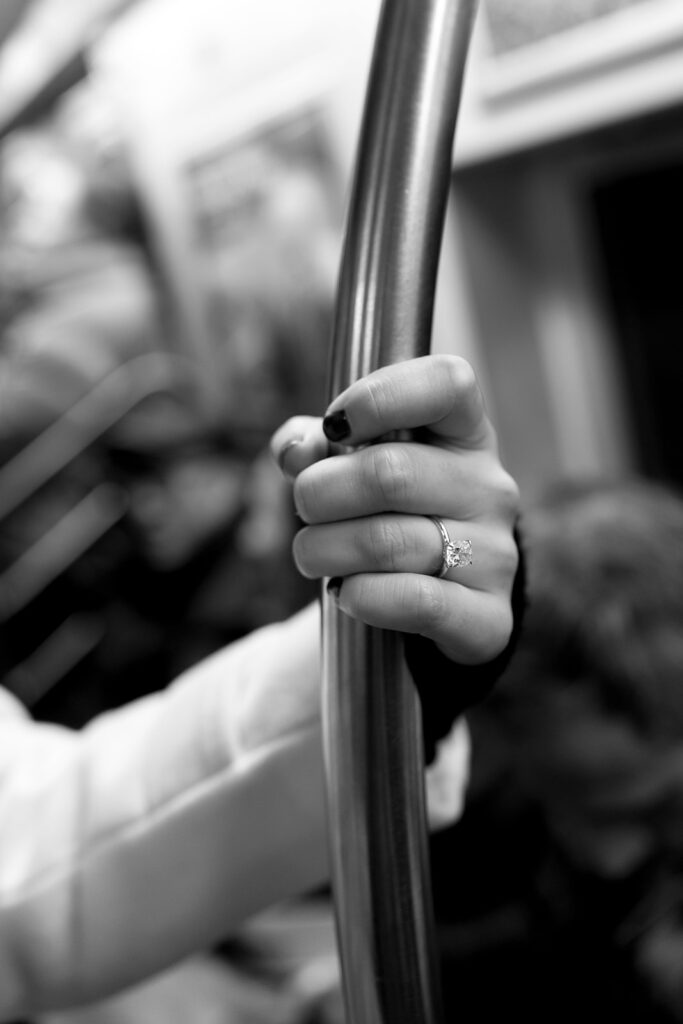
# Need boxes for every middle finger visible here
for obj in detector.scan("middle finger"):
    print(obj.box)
[293,442,500,524]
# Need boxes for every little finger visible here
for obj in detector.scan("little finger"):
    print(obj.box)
[328,575,513,666]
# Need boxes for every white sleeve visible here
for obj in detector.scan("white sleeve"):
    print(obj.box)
[0,603,329,1020]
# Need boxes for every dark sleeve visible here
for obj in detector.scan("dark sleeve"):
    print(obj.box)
[404,522,528,765]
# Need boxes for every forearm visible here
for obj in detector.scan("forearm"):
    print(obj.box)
[0,607,328,1018]
[2,729,327,1017]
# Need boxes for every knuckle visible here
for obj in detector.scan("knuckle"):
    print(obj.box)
[409,576,448,633]
[476,461,520,524]
[364,516,409,570]
[477,600,514,661]
[488,530,520,586]
[497,469,521,520]
[363,372,400,422]
[368,445,414,508]
[501,532,521,581]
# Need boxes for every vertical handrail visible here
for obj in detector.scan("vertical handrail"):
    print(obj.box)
[321,2,478,1023]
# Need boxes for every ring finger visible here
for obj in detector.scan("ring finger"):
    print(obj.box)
[293,513,492,589]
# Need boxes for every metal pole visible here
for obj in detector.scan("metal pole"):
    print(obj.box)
[321,1,478,1022]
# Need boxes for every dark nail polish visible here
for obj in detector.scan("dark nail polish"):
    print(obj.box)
[326,577,343,599]
[323,410,350,442]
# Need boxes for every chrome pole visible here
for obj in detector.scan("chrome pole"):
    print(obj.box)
[321,2,478,1022]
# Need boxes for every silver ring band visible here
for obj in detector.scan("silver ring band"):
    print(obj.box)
[428,517,473,577]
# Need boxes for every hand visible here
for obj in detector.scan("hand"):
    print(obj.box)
[270,354,519,666]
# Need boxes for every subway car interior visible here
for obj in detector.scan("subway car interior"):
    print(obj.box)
[2,1,683,1022]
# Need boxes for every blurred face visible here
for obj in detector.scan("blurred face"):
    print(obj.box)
[126,452,246,569]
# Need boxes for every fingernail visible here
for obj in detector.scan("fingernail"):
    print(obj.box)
[276,438,302,480]
[322,410,350,442]
[326,577,343,599]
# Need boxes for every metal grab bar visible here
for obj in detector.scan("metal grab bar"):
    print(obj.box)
[322,2,478,1022]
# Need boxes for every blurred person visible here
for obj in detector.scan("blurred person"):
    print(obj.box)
[0,354,522,1022]
[0,358,313,730]
[431,476,683,1024]
[103,389,317,682]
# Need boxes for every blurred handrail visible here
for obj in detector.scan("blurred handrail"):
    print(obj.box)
[0,351,201,524]
[0,481,127,622]
[2,612,106,708]
[322,1,478,1023]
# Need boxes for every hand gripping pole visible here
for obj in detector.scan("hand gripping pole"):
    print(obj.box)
[321,2,478,1023]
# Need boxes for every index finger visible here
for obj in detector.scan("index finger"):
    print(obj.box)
[322,354,494,452]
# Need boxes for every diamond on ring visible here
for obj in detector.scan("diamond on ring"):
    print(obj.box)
[428,516,473,578]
